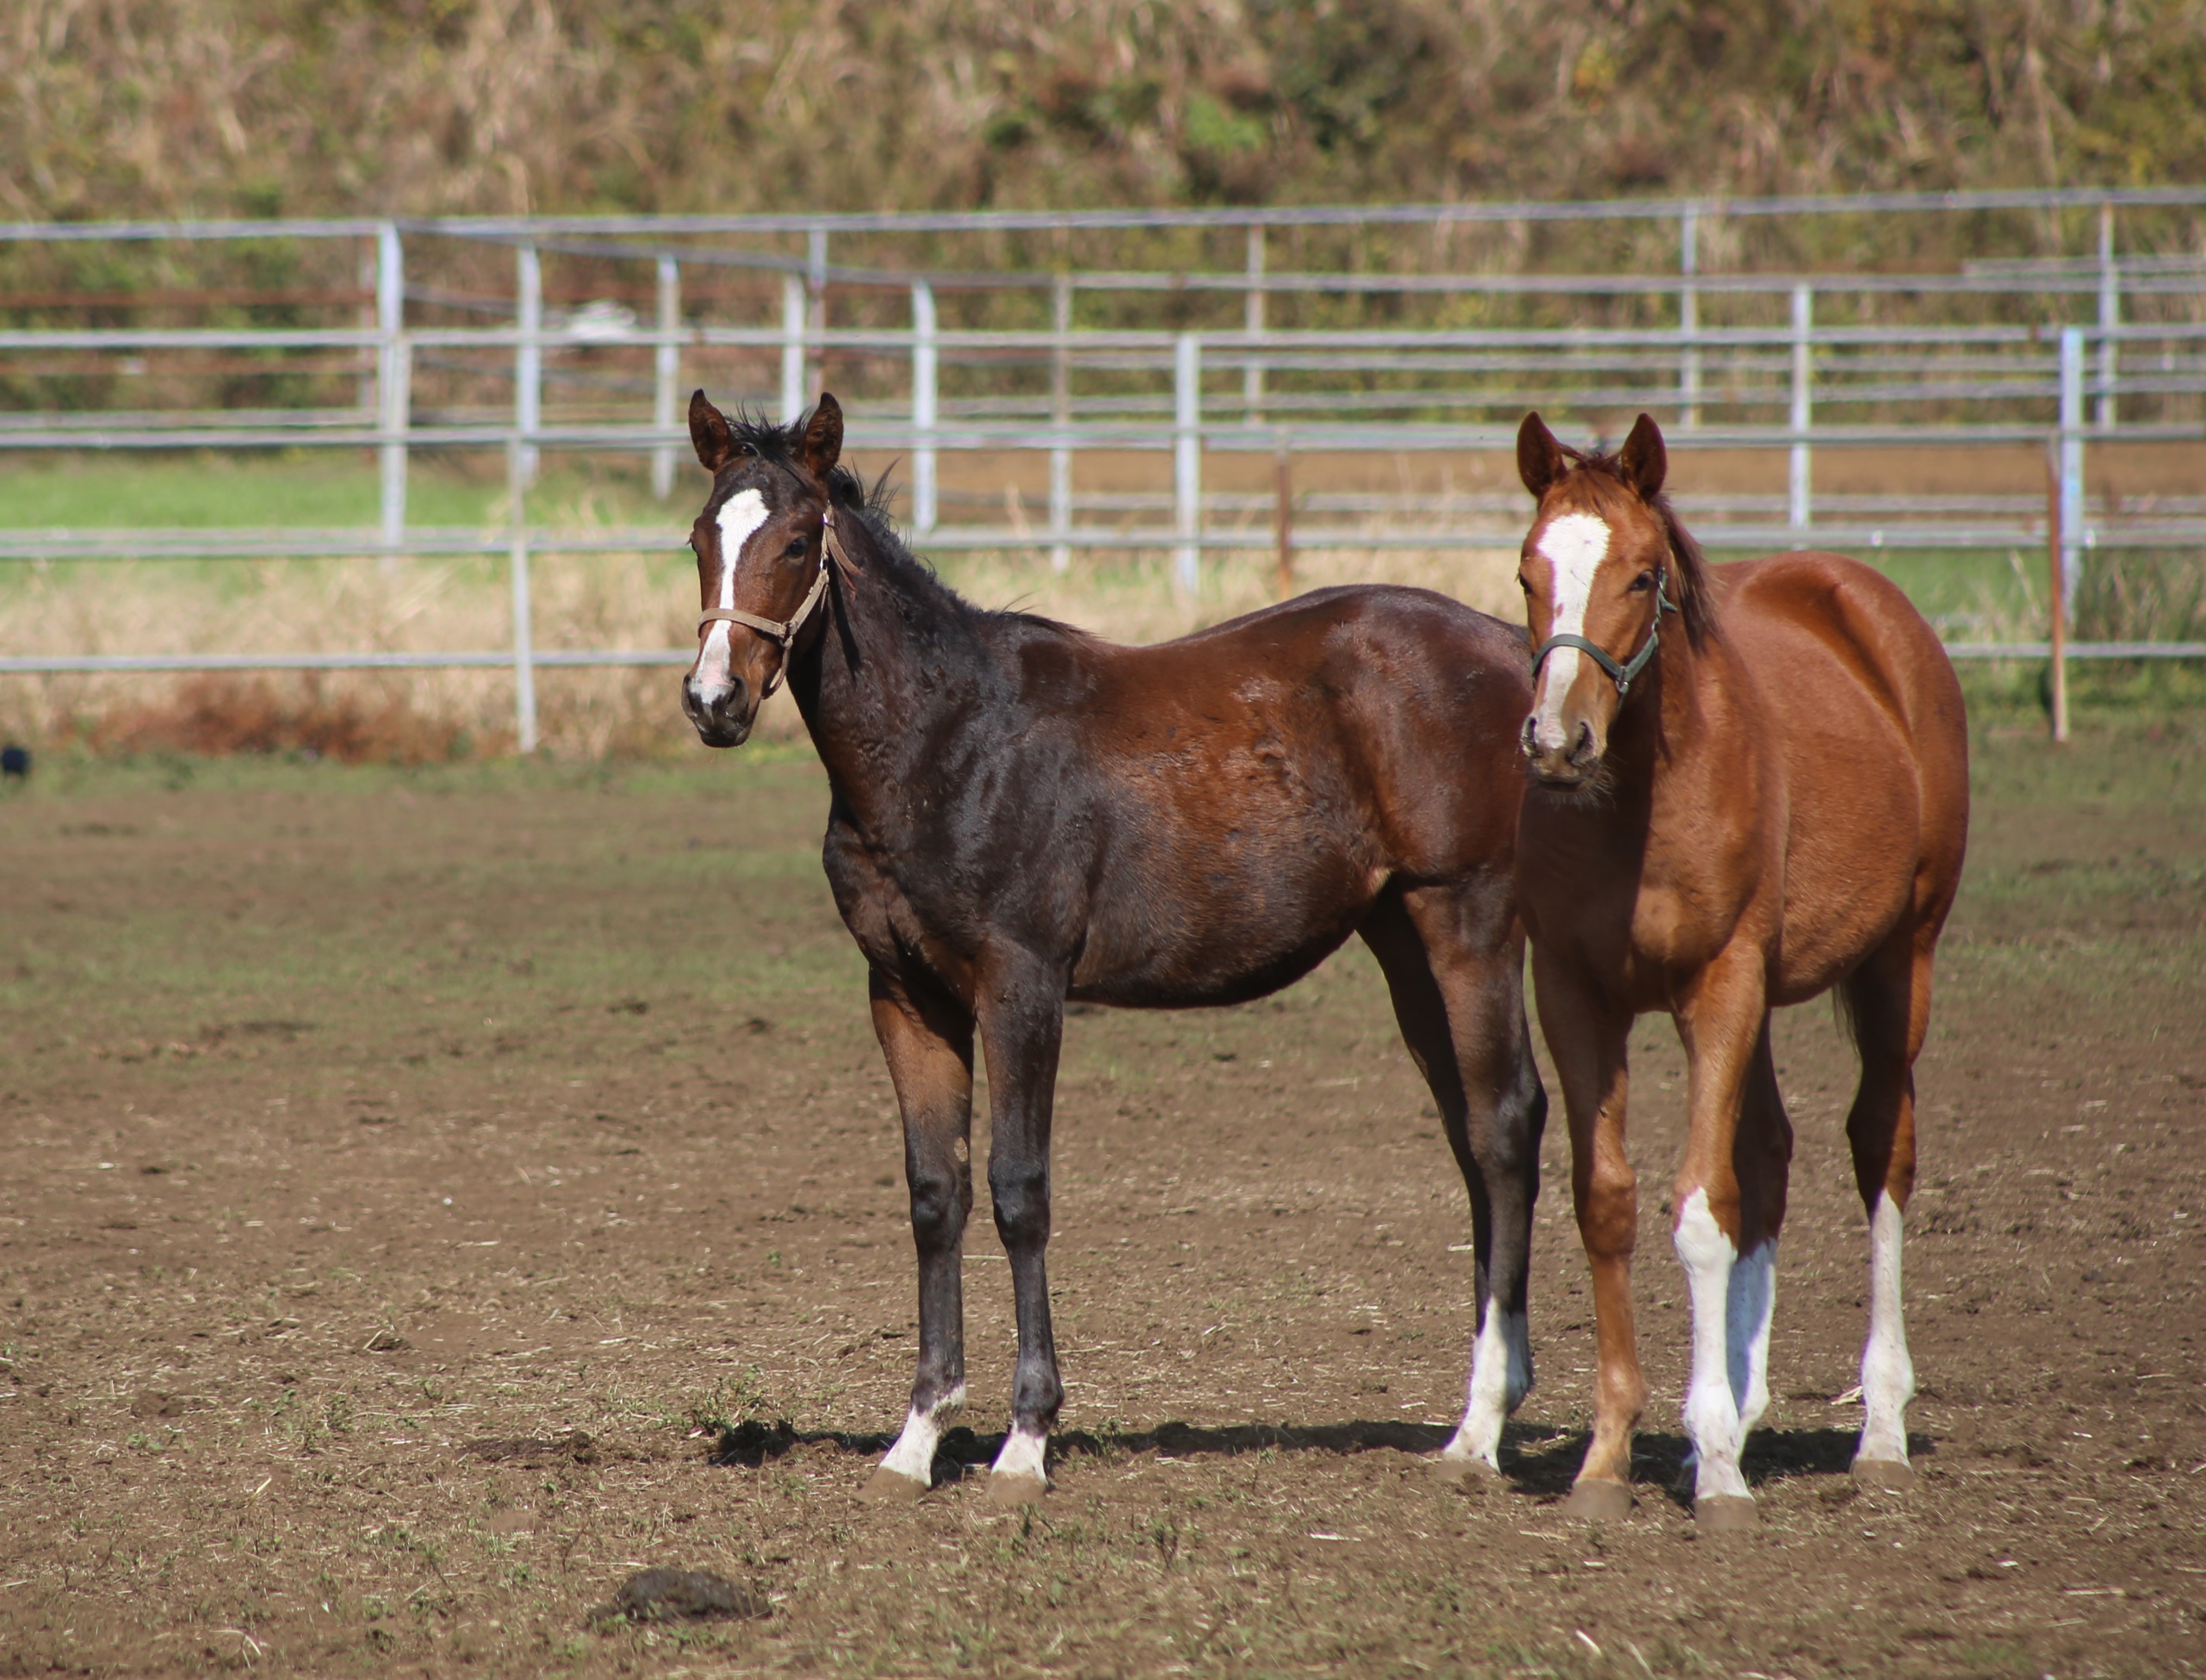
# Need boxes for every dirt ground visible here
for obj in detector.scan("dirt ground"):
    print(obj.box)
[1,716,2201,1678]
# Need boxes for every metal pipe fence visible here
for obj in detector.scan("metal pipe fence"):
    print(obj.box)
[4,190,2205,750]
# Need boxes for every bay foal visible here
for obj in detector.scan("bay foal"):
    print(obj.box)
[1513,412,1968,1529]
[681,391,1547,1504]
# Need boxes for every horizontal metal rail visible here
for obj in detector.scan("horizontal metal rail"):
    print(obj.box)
[6,640,2193,678]
[9,185,2206,245]
[3,420,2198,456]
[0,648,684,673]
[6,513,2203,562]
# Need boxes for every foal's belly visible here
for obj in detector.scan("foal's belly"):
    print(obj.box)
[1067,833,1381,1008]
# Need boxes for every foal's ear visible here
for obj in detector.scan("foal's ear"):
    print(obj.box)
[802,393,844,479]
[1619,412,1668,500]
[690,389,738,473]
[1517,412,1569,500]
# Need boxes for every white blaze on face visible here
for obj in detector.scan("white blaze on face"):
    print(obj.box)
[694,488,771,692]
[1674,1187,1775,1503]
[1529,511,1613,755]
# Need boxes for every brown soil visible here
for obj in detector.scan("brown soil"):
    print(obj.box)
[1,731,2201,1677]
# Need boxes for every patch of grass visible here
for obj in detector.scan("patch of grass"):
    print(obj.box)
[671,1368,772,1438]
[0,452,659,531]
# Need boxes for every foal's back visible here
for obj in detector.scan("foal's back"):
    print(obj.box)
[987,584,1532,1006]
[1713,551,1970,1001]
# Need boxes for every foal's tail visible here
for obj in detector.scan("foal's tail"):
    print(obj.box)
[1829,977,1862,1054]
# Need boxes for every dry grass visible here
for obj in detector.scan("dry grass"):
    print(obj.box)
[0,532,1522,760]
[0,544,698,759]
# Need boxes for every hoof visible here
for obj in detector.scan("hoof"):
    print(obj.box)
[986,1470,1048,1507]
[1557,1478,1634,1522]
[862,1464,929,1503]
[1694,1495,1758,1533]
[1852,1455,1914,1489]
[1432,1453,1501,1488]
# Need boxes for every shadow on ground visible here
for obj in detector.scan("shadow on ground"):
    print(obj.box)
[697,1418,1929,1510]
[1499,1425,1933,1510]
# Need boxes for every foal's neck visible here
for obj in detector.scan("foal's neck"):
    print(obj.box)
[785,509,998,813]
[1604,619,1763,827]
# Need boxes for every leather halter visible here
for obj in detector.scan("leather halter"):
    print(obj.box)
[1530,569,1678,699]
[695,506,854,698]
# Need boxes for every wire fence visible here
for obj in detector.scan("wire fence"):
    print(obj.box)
[3,190,2203,748]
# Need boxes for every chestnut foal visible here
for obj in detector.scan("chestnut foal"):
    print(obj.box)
[681,391,1547,1504]
[1512,412,1969,1529]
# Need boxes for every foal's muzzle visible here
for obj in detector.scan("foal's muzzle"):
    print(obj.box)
[1522,714,1600,786]
[682,669,755,748]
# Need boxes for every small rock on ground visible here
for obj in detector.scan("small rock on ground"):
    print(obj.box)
[591,1567,768,1625]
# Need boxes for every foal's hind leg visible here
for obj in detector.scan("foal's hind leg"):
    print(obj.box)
[976,963,1068,1504]
[1363,886,1547,1480]
[1841,929,1939,1485]
[865,970,976,1501]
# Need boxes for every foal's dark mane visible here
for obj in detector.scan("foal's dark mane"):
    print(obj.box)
[724,405,1090,642]
[1553,442,1718,649]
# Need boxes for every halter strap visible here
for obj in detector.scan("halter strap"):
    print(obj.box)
[1530,571,1678,698]
[695,507,856,698]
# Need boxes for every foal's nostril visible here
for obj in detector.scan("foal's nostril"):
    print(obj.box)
[684,674,746,722]
[1573,721,1596,762]
[1519,715,1539,757]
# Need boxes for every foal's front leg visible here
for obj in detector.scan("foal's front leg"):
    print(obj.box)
[1670,958,1791,1532]
[1538,956,1643,1521]
[865,971,976,1501]
[977,965,1067,1504]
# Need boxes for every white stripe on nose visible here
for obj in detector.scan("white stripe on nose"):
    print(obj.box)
[695,488,771,691]
[1530,512,1611,754]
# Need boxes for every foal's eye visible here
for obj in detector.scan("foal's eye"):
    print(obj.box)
[783,536,809,559]
[1628,571,1655,592]
[1517,575,1533,594]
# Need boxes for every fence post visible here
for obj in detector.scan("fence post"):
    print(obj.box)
[912,280,939,535]
[2059,324,2085,609]
[806,228,829,402]
[2045,437,2069,745]
[1789,282,1812,535]
[780,272,806,423]
[652,255,680,500]
[1050,271,1072,573]
[508,437,538,754]
[1274,435,1293,602]
[376,222,408,552]
[357,238,377,420]
[1174,332,1202,596]
[516,244,542,484]
[1244,224,1266,424]
[1680,203,1700,430]
[2096,202,2118,431]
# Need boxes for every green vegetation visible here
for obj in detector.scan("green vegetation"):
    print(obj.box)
[0,452,510,531]
[8,2,2205,224]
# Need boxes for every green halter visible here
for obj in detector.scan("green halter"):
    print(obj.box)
[1530,571,1678,698]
